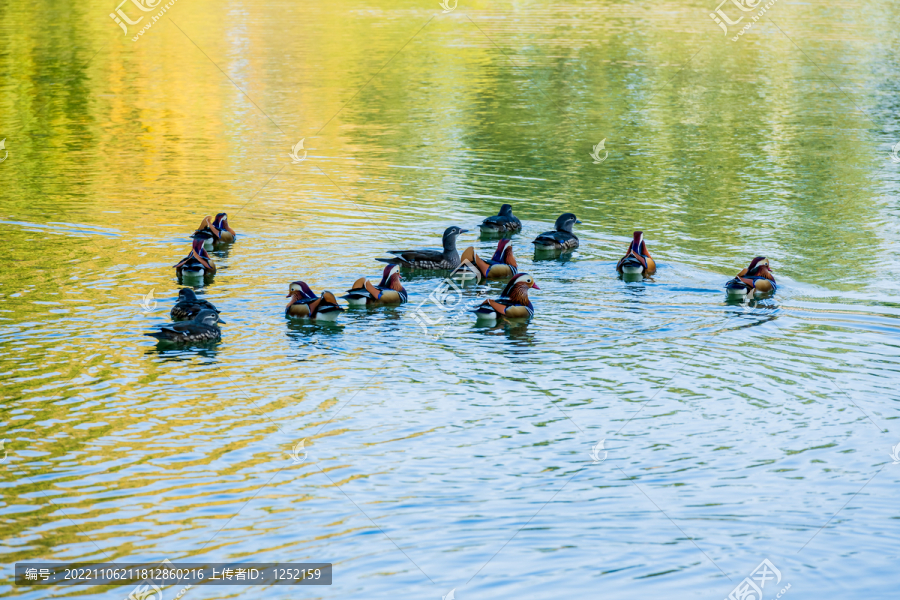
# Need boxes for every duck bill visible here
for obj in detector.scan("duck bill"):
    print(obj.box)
[531,282,540,290]
[217,317,226,324]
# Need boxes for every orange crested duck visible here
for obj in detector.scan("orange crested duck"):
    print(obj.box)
[725,257,776,299]
[376,226,468,270]
[285,281,344,321]
[343,264,408,306]
[479,204,522,234]
[616,231,656,276]
[193,213,236,248]
[175,238,216,278]
[453,239,518,282]
[471,273,540,321]
[532,213,580,251]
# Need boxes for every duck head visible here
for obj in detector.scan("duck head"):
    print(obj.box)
[746,256,774,279]
[442,226,469,250]
[498,204,514,217]
[178,288,199,302]
[490,238,518,267]
[195,309,224,325]
[555,213,581,233]
[500,272,540,301]
[191,237,210,256]
[377,264,404,291]
[630,231,650,256]
[287,280,317,300]
[213,213,228,229]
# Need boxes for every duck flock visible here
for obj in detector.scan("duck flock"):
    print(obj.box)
[145,207,777,344]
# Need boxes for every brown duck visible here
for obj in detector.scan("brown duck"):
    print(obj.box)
[285,281,344,321]
[343,264,408,306]
[471,273,540,321]
[453,239,519,282]
[616,231,656,276]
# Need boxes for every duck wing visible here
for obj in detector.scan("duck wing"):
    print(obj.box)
[378,248,445,264]
[533,231,573,245]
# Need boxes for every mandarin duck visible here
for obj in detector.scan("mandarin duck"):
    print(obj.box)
[616,231,656,276]
[145,309,224,344]
[471,273,540,321]
[175,238,217,277]
[285,281,344,321]
[453,239,518,282]
[532,213,580,251]
[479,204,522,234]
[194,213,236,246]
[190,229,216,251]
[376,226,468,270]
[725,257,777,299]
[343,264,408,306]
[170,288,219,320]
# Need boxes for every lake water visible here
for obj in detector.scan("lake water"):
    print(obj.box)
[2,0,899,598]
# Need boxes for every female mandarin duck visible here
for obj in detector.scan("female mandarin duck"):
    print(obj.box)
[285,281,345,321]
[453,239,518,282]
[175,238,217,277]
[145,309,224,344]
[532,213,580,251]
[471,273,540,321]
[343,264,408,306]
[725,257,776,299]
[616,231,656,276]
[171,288,219,320]
[376,226,468,270]
[193,213,236,248]
[479,204,522,234]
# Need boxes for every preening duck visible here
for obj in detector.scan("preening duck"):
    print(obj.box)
[193,213,236,247]
[471,273,540,321]
[170,288,219,320]
[343,264,408,306]
[175,238,217,277]
[376,226,468,270]
[453,239,518,282]
[532,213,580,251]
[479,204,522,234]
[285,281,344,321]
[616,231,656,276]
[725,257,776,299]
[190,229,216,252]
[145,309,224,344]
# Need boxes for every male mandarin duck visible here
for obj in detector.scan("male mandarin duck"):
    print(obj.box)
[725,257,777,299]
[616,231,657,276]
[376,226,468,270]
[285,281,344,321]
[193,213,236,247]
[170,288,219,321]
[343,264,408,306]
[190,229,216,251]
[479,204,522,234]
[471,273,540,321]
[175,238,217,277]
[145,309,224,344]
[453,239,518,282]
[532,213,580,251]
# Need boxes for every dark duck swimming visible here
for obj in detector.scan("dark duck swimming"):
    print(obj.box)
[725,256,776,299]
[532,213,580,251]
[453,238,518,282]
[343,264,408,306]
[376,226,468,270]
[170,288,219,321]
[175,238,217,277]
[616,231,656,276]
[478,204,522,234]
[471,273,540,321]
[145,309,224,344]
[285,281,344,321]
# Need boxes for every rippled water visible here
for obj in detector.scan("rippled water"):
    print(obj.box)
[2,0,900,598]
